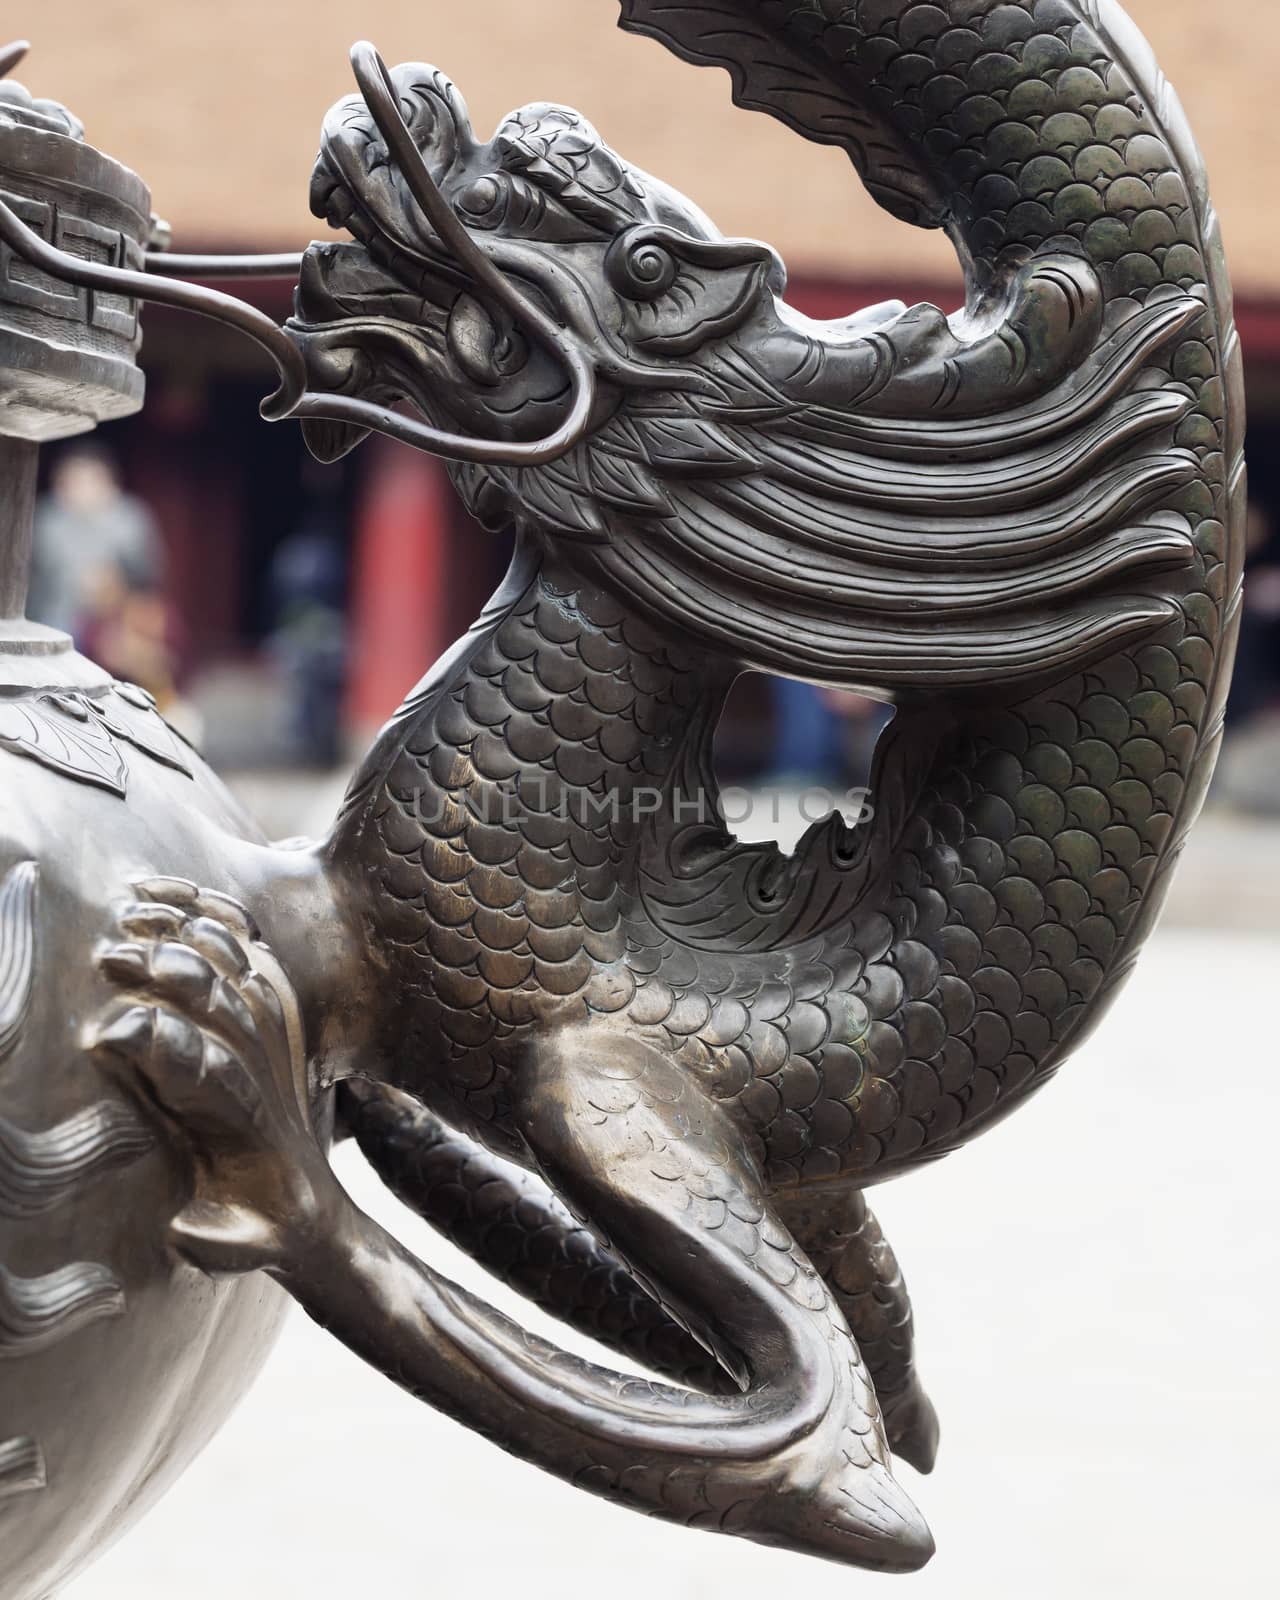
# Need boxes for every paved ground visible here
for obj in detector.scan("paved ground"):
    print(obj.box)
[72,925,1278,1599]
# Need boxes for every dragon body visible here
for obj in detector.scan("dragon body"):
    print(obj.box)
[306,0,1241,1488]
[320,0,1239,1189]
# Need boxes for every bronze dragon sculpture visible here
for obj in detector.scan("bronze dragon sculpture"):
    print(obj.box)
[0,0,1243,1588]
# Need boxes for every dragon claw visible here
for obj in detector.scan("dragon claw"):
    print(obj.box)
[89,884,328,1275]
[117,900,187,939]
[130,875,200,909]
[882,1380,941,1476]
[148,940,220,1003]
[186,915,252,980]
[97,942,150,986]
[88,1002,155,1060]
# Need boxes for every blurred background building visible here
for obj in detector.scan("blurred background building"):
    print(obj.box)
[15,8,1276,1598]
[16,0,1280,831]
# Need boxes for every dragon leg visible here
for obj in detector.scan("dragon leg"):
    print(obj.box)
[92,891,934,1572]
[342,1081,936,1469]
[511,1027,932,1564]
[777,1185,938,1474]
[338,1077,728,1390]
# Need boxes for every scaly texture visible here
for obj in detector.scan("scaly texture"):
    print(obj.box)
[340,1077,727,1391]
[333,0,1239,1183]
[91,1,1241,1572]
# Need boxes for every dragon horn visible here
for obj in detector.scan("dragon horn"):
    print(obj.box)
[280,42,602,465]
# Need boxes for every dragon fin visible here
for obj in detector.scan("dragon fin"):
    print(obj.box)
[616,0,947,229]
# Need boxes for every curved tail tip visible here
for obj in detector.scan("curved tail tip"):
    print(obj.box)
[845,1472,936,1574]
[743,1460,936,1572]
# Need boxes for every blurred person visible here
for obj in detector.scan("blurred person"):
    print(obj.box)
[1226,502,1280,725]
[267,493,349,769]
[28,444,165,642]
[765,679,892,789]
[80,569,202,746]
[766,677,845,786]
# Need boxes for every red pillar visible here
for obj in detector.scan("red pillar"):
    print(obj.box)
[345,437,454,736]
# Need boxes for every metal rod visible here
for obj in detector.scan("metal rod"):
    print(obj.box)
[291,41,600,465]
[0,436,38,621]
[347,43,564,347]
[146,252,305,279]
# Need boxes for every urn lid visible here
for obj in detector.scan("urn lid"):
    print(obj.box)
[0,41,151,443]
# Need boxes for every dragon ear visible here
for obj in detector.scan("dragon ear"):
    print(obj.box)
[606,225,780,356]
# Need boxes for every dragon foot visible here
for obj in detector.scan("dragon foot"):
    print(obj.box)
[87,893,936,1570]
[512,1027,935,1569]
[777,1183,941,1475]
[881,1378,941,1477]
[89,877,330,1276]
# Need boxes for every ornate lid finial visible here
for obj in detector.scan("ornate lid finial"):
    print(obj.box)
[0,41,85,140]
[0,41,29,78]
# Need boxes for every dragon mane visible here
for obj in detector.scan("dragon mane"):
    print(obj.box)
[448,262,1201,694]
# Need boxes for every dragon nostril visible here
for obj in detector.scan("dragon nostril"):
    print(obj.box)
[305,340,362,394]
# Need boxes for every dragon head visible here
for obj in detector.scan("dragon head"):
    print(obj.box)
[294,61,785,472]
[291,54,1200,695]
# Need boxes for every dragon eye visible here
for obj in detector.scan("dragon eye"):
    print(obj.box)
[606,230,678,301]
[456,175,507,225]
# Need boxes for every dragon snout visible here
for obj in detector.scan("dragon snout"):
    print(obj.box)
[288,244,384,461]
[312,60,477,251]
